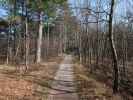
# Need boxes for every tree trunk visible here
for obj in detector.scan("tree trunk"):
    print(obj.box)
[25,18,29,67]
[36,11,43,63]
[109,0,119,93]
[6,24,10,64]
[47,22,50,57]
[25,0,29,69]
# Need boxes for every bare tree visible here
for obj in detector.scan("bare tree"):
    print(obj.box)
[108,0,119,93]
[36,10,43,63]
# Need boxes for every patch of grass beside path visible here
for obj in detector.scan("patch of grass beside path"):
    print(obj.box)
[74,62,123,100]
[0,56,63,100]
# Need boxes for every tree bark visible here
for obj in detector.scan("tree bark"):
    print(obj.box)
[6,23,10,64]
[25,0,29,69]
[36,11,43,63]
[108,0,119,93]
[25,18,29,67]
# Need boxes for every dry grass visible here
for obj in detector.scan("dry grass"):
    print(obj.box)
[74,63,123,100]
[0,56,63,100]
[0,74,36,100]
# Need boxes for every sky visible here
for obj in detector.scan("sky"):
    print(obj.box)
[0,0,132,19]
[0,8,7,18]
[68,0,133,17]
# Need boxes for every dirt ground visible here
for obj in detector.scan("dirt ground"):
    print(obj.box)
[0,56,63,100]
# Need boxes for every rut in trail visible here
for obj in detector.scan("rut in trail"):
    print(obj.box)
[47,55,78,100]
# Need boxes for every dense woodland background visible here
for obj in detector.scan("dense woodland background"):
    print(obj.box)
[0,0,133,99]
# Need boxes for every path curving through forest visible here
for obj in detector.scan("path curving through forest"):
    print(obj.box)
[47,55,78,100]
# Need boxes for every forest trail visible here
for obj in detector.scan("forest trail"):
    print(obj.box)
[47,55,78,100]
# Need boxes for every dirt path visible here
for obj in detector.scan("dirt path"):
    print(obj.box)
[47,55,78,100]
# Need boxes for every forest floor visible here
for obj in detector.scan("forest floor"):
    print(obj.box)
[0,55,132,100]
[0,55,63,100]
[74,61,123,100]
